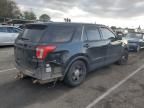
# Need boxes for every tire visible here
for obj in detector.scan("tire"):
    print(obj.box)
[117,50,128,65]
[136,45,140,52]
[64,60,87,87]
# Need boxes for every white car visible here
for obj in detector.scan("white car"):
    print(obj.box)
[0,26,22,46]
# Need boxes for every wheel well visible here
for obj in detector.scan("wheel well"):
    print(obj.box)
[68,58,89,72]
[76,58,89,72]
[63,57,89,79]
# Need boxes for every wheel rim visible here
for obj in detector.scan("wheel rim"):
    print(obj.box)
[137,46,140,52]
[71,63,86,83]
[121,53,128,63]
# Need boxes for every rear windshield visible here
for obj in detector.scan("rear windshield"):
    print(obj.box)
[20,25,47,42]
[40,25,75,43]
[20,24,75,43]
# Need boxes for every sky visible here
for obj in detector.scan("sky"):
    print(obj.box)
[14,0,144,28]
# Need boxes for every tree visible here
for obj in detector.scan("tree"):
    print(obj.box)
[137,25,141,32]
[0,0,21,20]
[23,11,37,20]
[39,14,50,22]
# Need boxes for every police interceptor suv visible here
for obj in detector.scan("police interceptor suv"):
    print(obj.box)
[14,22,128,87]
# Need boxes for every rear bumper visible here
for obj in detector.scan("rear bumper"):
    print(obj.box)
[15,61,63,81]
[15,62,43,80]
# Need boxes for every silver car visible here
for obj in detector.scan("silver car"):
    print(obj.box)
[0,26,22,46]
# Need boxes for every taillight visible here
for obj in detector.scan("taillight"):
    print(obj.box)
[36,45,56,60]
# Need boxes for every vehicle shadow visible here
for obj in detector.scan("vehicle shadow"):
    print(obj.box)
[87,65,114,80]
[0,78,72,108]
[0,64,124,108]
[0,66,113,108]
[0,45,14,49]
[0,45,14,48]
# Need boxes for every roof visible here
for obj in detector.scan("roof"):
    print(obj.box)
[7,19,35,24]
[0,25,19,28]
[128,32,144,34]
[27,22,106,27]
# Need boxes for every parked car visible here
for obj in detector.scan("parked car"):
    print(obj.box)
[0,26,22,46]
[125,32,144,52]
[14,23,128,87]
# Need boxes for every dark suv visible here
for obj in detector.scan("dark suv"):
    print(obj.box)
[125,32,144,52]
[14,22,128,87]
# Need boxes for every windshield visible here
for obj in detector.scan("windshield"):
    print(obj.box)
[126,33,143,39]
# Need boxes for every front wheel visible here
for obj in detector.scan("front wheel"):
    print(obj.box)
[64,60,87,87]
[136,45,140,52]
[117,50,128,65]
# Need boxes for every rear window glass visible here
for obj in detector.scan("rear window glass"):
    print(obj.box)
[13,28,22,33]
[40,25,75,43]
[7,27,14,33]
[20,25,47,42]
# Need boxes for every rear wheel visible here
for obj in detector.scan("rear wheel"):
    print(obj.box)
[64,60,87,87]
[117,50,128,65]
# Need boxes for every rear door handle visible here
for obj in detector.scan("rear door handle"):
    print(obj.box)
[83,44,90,48]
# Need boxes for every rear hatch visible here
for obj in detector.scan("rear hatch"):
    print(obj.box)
[15,24,75,70]
[15,24,48,70]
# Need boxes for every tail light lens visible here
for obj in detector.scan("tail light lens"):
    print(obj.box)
[36,45,56,60]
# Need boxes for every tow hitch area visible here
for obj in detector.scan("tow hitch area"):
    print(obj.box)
[32,79,58,88]
[15,71,58,87]
[15,72,25,79]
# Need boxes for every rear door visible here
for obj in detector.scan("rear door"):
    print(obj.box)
[83,25,107,69]
[15,24,47,70]
[100,27,122,64]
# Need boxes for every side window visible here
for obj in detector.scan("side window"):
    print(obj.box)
[7,27,14,33]
[0,27,7,32]
[100,28,115,40]
[83,30,87,41]
[142,35,144,39]
[72,27,82,42]
[13,28,20,33]
[85,26,101,41]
